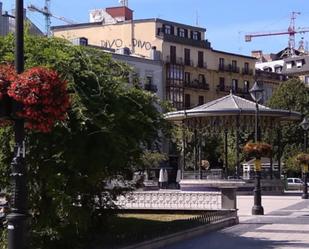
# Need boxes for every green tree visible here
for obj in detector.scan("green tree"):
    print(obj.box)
[267,78,309,174]
[0,34,170,248]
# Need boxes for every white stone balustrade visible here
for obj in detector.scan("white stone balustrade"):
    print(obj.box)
[116,191,221,210]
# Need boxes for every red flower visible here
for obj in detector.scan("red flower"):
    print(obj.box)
[0,64,17,100]
[8,67,70,132]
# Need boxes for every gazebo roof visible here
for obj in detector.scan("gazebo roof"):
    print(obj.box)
[165,93,301,122]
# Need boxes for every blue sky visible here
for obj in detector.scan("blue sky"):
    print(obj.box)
[2,0,309,56]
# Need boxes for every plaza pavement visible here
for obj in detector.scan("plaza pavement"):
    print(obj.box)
[163,192,309,249]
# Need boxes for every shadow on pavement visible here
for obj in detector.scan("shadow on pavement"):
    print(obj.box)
[164,229,309,249]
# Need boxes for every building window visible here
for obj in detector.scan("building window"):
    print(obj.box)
[232,79,238,93]
[244,62,249,74]
[170,46,176,64]
[244,80,250,92]
[178,28,185,38]
[219,77,225,90]
[146,75,153,84]
[232,60,237,72]
[305,76,309,86]
[198,96,204,106]
[219,58,224,70]
[184,94,191,108]
[164,25,172,34]
[184,48,191,66]
[198,51,204,68]
[274,66,282,73]
[198,74,206,84]
[192,31,200,40]
[184,72,191,83]
[168,65,183,80]
[296,60,303,68]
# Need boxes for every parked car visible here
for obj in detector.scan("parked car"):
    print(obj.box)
[286,178,309,190]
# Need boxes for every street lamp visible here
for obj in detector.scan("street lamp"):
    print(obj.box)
[249,81,264,215]
[6,1,27,249]
[300,117,309,199]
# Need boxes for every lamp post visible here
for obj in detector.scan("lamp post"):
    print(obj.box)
[300,117,309,199]
[249,81,264,215]
[6,1,27,249]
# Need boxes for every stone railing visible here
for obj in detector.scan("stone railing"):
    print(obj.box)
[116,191,221,210]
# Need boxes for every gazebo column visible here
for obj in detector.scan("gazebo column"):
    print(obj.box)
[194,127,198,179]
[277,129,282,179]
[198,130,202,179]
[181,123,186,180]
[224,129,228,178]
[236,116,240,178]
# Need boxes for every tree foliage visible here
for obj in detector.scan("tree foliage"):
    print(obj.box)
[267,78,309,174]
[0,34,170,248]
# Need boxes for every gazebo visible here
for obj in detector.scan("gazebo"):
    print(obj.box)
[165,92,301,183]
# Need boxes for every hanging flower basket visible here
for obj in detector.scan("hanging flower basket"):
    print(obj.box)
[296,153,309,165]
[243,142,272,158]
[7,67,70,132]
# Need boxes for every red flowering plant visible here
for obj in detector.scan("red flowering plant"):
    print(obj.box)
[0,64,17,100]
[7,67,70,132]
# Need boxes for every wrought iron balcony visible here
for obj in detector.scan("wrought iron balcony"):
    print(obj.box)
[197,61,207,69]
[185,80,209,90]
[216,84,231,92]
[218,64,240,73]
[242,68,254,75]
[255,70,287,81]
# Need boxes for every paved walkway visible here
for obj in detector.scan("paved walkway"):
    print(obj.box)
[164,193,309,249]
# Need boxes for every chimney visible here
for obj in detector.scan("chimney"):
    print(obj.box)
[105,6,133,22]
[251,50,264,62]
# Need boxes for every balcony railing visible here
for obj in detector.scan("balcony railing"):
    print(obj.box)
[255,70,287,81]
[184,59,194,67]
[216,84,250,96]
[216,84,231,92]
[185,80,209,90]
[242,68,254,75]
[158,33,212,49]
[197,61,207,69]
[144,83,158,93]
[218,64,240,73]
[165,56,185,65]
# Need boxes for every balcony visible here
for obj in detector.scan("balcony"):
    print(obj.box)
[185,79,209,90]
[165,56,185,65]
[158,33,212,49]
[184,59,194,67]
[197,61,207,69]
[255,70,287,81]
[218,64,240,73]
[216,84,231,92]
[144,83,158,93]
[242,68,254,75]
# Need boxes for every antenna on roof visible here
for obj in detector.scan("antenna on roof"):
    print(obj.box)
[196,10,199,26]
[119,0,128,7]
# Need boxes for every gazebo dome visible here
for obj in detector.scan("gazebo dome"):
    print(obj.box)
[164,93,301,122]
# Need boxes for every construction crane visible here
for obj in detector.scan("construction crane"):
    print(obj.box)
[28,0,77,36]
[245,12,309,56]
